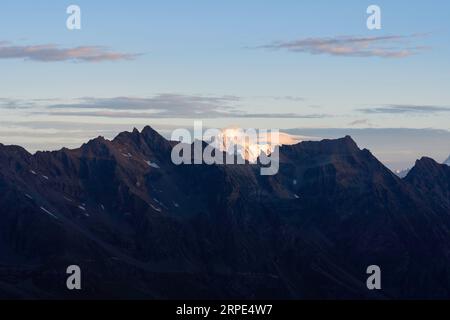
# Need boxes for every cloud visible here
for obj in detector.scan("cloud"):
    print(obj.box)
[257,34,428,58]
[0,98,34,109]
[0,97,61,109]
[48,95,239,112]
[270,96,305,102]
[0,42,139,62]
[251,95,306,102]
[348,119,374,127]
[39,95,328,119]
[36,110,327,119]
[359,105,450,114]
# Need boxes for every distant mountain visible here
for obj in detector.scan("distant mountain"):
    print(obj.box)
[394,168,410,178]
[444,155,450,166]
[1,127,450,299]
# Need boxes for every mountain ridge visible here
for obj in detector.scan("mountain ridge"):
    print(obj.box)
[1,126,450,299]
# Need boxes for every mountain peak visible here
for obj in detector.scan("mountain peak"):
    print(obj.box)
[406,156,448,181]
[0,143,31,156]
[405,156,450,212]
[78,135,113,157]
[114,127,143,144]
[341,135,359,148]
[306,135,360,154]
[141,125,160,137]
[415,156,439,168]
[83,135,108,147]
[141,125,171,147]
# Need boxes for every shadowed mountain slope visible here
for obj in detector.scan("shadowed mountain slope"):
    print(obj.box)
[1,127,450,299]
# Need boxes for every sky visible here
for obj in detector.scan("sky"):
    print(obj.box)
[1,0,450,170]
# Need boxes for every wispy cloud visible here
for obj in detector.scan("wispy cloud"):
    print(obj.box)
[0,41,139,62]
[37,110,326,119]
[359,105,450,114]
[47,95,240,112]
[0,97,60,109]
[39,95,328,119]
[269,96,305,102]
[257,34,428,58]
[0,98,34,109]
[348,119,374,127]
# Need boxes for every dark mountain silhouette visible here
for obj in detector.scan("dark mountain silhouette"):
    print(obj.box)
[0,126,450,299]
[405,157,450,214]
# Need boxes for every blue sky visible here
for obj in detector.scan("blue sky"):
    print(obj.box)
[1,1,450,169]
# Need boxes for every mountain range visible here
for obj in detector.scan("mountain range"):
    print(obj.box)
[1,126,450,299]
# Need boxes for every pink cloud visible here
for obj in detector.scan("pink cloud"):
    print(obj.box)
[258,34,429,58]
[0,42,139,62]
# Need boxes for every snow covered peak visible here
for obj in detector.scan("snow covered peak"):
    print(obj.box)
[211,128,301,163]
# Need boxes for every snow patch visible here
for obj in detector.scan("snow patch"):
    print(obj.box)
[77,205,89,217]
[40,207,59,220]
[146,161,160,169]
[153,198,168,209]
[150,204,162,213]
